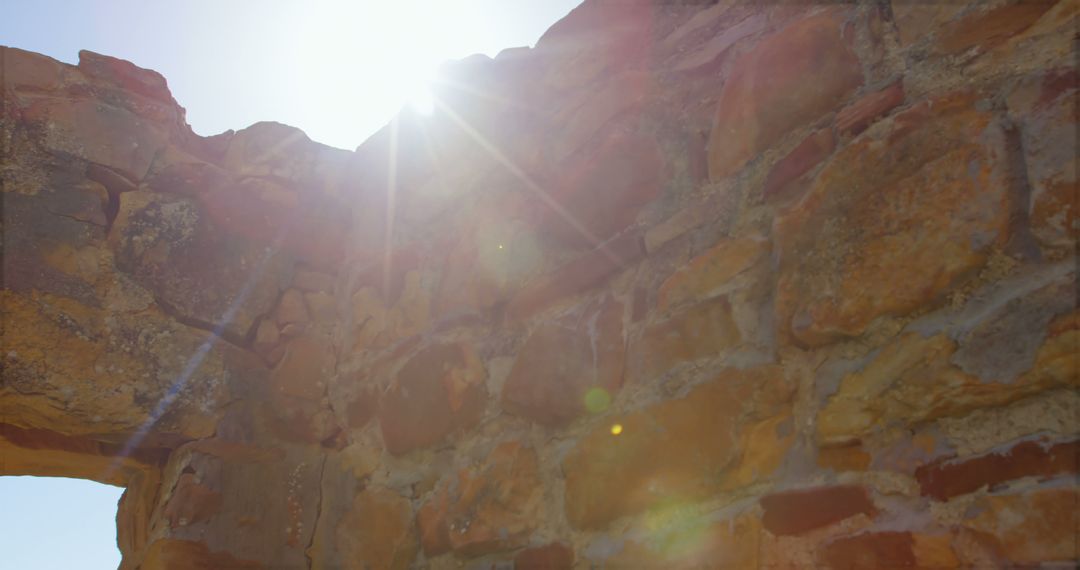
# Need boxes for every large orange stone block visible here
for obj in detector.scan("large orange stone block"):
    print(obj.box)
[562,366,792,529]
[820,531,960,569]
[656,236,769,312]
[707,12,863,180]
[963,488,1079,565]
[776,93,1012,346]
[817,306,1079,445]
[335,487,417,570]
[638,295,741,382]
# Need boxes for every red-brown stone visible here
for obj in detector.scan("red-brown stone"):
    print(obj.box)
[514,542,574,570]
[762,129,836,204]
[199,179,348,270]
[915,439,1079,501]
[506,231,643,321]
[164,472,223,528]
[638,295,741,382]
[708,12,863,180]
[821,532,918,569]
[78,50,175,105]
[544,131,665,248]
[935,1,1057,55]
[336,487,417,570]
[143,539,263,570]
[835,81,905,136]
[344,384,379,430]
[378,343,487,455]
[269,336,333,402]
[502,297,625,426]
[416,442,542,556]
[760,485,877,536]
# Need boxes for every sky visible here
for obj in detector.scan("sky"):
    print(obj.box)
[0,3,581,568]
[2,0,583,149]
[0,477,125,570]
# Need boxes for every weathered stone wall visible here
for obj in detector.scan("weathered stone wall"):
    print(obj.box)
[2,1,1077,568]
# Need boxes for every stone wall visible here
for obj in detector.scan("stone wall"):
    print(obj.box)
[2,1,1077,568]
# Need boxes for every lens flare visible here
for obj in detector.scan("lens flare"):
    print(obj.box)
[584,387,611,413]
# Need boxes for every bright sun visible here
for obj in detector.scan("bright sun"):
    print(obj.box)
[290,1,478,145]
[241,0,585,148]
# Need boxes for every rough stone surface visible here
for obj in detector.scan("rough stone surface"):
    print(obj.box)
[656,236,768,312]
[416,442,542,556]
[963,488,1079,564]
[597,511,762,568]
[1007,67,1078,251]
[818,306,1078,445]
[563,366,792,529]
[336,487,417,570]
[760,486,877,536]
[2,3,1076,567]
[708,12,863,180]
[502,296,625,426]
[378,343,487,455]
[915,438,1078,500]
[514,543,574,570]
[835,81,905,137]
[776,93,1012,346]
[762,129,835,205]
[637,295,741,382]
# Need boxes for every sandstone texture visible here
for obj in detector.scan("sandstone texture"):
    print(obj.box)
[2,1,1077,568]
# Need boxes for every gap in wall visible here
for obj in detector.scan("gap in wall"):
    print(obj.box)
[0,476,124,570]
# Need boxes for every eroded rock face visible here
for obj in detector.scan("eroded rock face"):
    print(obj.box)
[776,93,1012,347]
[502,296,625,426]
[563,366,793,529]
[2,1,1077,567]
[707,11,863,180]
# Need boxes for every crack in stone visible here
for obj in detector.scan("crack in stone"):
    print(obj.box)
[304,453,329,570]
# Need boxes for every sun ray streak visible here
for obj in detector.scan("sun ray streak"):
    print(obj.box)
[383,117,399,301]
[431,96,626,266]
[104,231,287,479]
[430,77,538,113]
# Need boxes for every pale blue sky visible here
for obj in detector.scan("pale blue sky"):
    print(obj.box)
[2,0,582,149]
[1,2,581,568]
[0,477,124,570]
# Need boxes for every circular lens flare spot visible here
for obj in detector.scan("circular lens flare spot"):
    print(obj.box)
[584,387,611,414]
[610,424,623,436]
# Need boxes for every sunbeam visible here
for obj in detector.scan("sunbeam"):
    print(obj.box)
[103,232,287,480]
[430,95,629,266]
